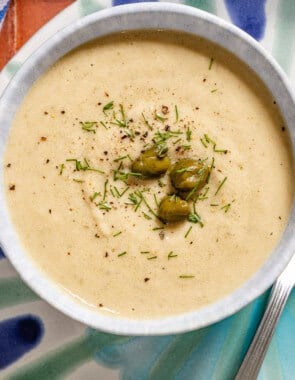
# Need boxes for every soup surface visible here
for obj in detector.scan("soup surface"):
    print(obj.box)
[4,31,293,318]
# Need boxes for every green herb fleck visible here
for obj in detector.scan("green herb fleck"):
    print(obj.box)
[142,113,153,130]
[90,192,100,202]
[215,176,227,196]
[97,201,111,211]
[142,212,152,220]
[118,251,127,257]
[103,179,108,201]
[100,121,108,129]
[154,112,168,123]
[103,101,114,114]
[147,256,157,260]
[175,105,179,123]
[211,89,218,93]
[168,251,178,259]
[186,127,192,142]
[140,251,150,254]
[73,179,84,183]
[209,57,214,70]
[221,203,231,213]
[200,138,208,148]
[188,212,204,228]
[185,226,193,238]
[80,121,96,133]
[113,231,122,237]
[59,163,65,175]
[179,275,195,279]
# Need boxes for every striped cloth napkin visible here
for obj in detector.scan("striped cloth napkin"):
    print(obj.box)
[0,0,10,30]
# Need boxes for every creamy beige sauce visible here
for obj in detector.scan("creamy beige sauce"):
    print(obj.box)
[4,31,293,318]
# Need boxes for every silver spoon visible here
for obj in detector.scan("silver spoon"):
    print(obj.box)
[235,254,295,379]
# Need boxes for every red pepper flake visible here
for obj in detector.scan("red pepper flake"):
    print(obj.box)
[6,163,11,168]
[105,252,108,257]
[9,184,15,191]
[281,126,285,132]
[203,78,207,82]
[61,110,65,114]
[97,102,102,106]
[67,252,71,256]
[48,209,52,214]
[99,303,103,307]
[44,111,48,115]
[46,159,50,164]
[104,92,109,97]
[40,136,47,141]
[144,278,150,282]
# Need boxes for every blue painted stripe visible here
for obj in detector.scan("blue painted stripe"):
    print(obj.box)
[224,0,266,40]
[0,315,44,369]
[0,1,10,24]
[113,0,157,6]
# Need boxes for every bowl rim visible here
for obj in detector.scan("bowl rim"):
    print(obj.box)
[0,2,295,335]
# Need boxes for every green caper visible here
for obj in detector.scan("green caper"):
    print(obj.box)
[158,195,191,223]
[131,145,170,178]
[170,159,210,197]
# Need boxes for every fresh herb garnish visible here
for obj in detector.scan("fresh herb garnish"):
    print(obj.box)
[185,226,192,238]
[140,251,150,254]
[59,163,65,175]
[103,101,114,114]
[154,112,168,123]
[97,201,111,211]
[211,89,218,93]
[181,144,191,150]
[73,179,84,183]
[100,121,108,129]
[209,57,214,70]
[215,176,227,196]
[179,275,195,279]
[66,158,104,174]
[168,251,178,259]
[186,127,192,142]
[142,212,152,220]
[153,194,159,207]
[90,192,100,202]
[175,105,179,123]
[200,137,208,148]
[206,157,215,184]
[118,251,127,257]
[221,203,231,213]
[142,113,153,130]
[210,203,219,207]
[80,121,96,133]
[113,231,122,237]
[147,256,157,260]
[188,212,204,228]
[113,169,142,182]
[113,154,132,163]
[103,179,108,201]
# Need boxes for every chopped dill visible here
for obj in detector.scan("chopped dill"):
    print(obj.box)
[209,57,214,70]
[181,144,191,150]
[142,113,153,130]
[118,251,127,257]
[154,112,168,123]
[215,176,227,196]
[206,157,215,184]
[59,163,65,175]
[90,192,100,202]
[172,138,182,145]
[211,89,218,93]
[210,203,219,207]
[175,105,179,123]
[179,275,195,279]
[72,179,84,183]
[97,201,111,211]
[103,179,108,201]
[168,251,178,259]
[186,127,192,142]
[185,226,192,238]
[113,154,132,163]
[113,231,122,237]
[152,227,164,231]
[147,256,157,260]
[100,121,108,129]
[221,203,231,213]
[142,212,152,220]
[103,101,114,114]
[66,158,104,174]
[140,251,150,254]
[153,194,159,207]
[188,212,204,228]
[200,138,208,148]
[80,121,96,133]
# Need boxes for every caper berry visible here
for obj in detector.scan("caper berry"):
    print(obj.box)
[170,159,210,196]
[131,145,170,178]
[158,195,191,223]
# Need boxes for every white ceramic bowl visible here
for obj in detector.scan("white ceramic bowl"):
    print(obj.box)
[0,3,294,335]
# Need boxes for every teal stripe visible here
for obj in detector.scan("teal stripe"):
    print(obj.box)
[272,0,295,73]
[184,0,216,14]
[0,277,38,309]
[8,331,128,380]
[77,0,103,16]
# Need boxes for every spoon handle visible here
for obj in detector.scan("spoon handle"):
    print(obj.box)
[235,254,295,380]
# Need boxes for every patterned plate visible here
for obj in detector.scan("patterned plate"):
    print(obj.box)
[0,1,294,379]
